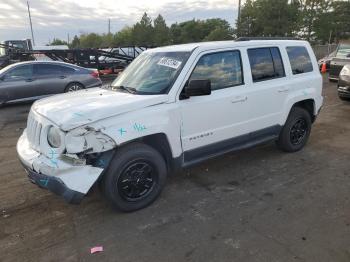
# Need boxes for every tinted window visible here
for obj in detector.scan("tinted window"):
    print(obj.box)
[61,66,76,74]
[33,64,63,76]
[286,46,313,74]
[6,65,32,79]
[336,43,350,58]
[189,51,243,91]
[248,47,285,82]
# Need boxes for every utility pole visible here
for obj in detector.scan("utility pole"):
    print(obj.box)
[108,18,111,34]
[27,1,35,46]
[67,33,70,45]
[237,0,242,37]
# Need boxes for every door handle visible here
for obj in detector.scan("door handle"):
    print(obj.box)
[25,78,34,82]
[231,96,247,103]
[278,88,289,93]
[59,76,67,79]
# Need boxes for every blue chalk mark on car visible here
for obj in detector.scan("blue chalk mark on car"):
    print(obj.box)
[39,178,49,187]
[133,123,146,132]
[118,128,127,136]
[49,149,59,168]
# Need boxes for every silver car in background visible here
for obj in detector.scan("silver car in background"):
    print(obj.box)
[0,61,102,105]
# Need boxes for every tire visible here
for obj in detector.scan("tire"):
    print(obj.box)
[339,95,350,101]
[276,107,312,152]
[65,82,84,92]
[102,143,167,212]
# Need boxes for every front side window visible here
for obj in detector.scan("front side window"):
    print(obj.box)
[5,65,32,80]
[286,46,313,75]
[248,47,285,82]
[189,51,243,91]
[112,51,191,95]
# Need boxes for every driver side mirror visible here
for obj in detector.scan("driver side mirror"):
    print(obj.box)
[185,79,211,97]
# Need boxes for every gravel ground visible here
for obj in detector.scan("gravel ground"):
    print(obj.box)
[0,75,349,262]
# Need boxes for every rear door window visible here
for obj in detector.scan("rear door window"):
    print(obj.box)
[33,64,63,77]
[286,46,313,74]
[248,47,285,82]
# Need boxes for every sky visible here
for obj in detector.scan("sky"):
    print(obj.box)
[0,0,240,46]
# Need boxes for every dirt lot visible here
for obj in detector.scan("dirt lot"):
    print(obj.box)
[1,76,350,262]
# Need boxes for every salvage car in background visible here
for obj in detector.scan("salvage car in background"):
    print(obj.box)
[318,50,336,71]
[338,64,350,100]
[0,61,101,105]
[329,42,350,81]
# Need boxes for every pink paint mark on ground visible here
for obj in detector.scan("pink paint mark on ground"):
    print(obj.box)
[90,246,103,254]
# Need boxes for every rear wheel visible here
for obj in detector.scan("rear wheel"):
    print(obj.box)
[102,143,167,212]
[339,95,350,101]
[65,82,84,92]
[276,107,312,152]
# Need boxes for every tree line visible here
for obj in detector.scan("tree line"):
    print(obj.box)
[49,0,350,48]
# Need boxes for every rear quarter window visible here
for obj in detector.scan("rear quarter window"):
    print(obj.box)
[286,46,313,75]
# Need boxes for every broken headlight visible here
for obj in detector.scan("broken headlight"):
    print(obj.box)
[47,126,62,148]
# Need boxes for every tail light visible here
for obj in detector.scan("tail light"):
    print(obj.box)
[90,70,100,79]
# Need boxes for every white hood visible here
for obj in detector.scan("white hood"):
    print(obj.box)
[33,88,169,131]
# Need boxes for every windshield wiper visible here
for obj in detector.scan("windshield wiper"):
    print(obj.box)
[112,85,137,94]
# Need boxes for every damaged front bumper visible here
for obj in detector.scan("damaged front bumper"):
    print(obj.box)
[17,131,104,204]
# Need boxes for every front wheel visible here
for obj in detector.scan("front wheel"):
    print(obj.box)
[276,107,312,152]
[102,143,167,212]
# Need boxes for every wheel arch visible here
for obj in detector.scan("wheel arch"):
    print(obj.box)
[292,99,316,123]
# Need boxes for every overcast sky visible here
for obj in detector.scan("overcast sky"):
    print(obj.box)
[0,0,240,46]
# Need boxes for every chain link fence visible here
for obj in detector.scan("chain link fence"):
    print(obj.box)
[312,44,338,59]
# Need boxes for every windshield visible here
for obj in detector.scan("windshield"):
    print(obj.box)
[336,43,350,59]
[111,51,191,94]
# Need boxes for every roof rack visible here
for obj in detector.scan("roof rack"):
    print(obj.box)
[236,37,299,41]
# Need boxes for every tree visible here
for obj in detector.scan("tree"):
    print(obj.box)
[132,12,154,46]
[153,14,170,46]
[114,26,134,46]
[70,35,80,48]
[298,0,333,41]
[48,38,67,46]
[236,0,300,37]
[79,33,103,48]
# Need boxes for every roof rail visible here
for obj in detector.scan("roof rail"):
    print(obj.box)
[236,37,299,41]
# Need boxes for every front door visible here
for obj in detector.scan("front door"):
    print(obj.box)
[179,50,249,163]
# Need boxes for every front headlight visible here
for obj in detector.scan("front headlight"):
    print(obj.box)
[340,66,350,76]
[47,126,62,148]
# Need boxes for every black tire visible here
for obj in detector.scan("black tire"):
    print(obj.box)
[102,143,167,212]
[276,107,312,152]
[65,82,84,92]
[339,95,350,101]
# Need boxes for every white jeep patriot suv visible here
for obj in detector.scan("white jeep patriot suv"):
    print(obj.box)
[17,39,323,211]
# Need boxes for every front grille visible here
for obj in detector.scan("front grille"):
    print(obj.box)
[27,112,43,151]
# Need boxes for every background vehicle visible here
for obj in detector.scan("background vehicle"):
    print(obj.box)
[329,42,350,81]
[0,61,101,105]
[338,64,350,100]
[318,50,336,71]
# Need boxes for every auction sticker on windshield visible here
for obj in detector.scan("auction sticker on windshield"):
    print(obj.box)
[157,57,182,69]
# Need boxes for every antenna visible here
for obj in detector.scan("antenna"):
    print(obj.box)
[27,1,35,46]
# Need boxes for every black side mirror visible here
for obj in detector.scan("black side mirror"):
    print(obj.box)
[185,79,211,97]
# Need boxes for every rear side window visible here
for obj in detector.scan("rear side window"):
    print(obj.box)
[61,66,76,74]
[286,46,313,74]
[248,47,285,82]
[33,64,63,76]
[189,51,243,91]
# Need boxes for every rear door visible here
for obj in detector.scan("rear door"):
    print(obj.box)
[242,46,289,131]
[32,64,70,95]
[0,64,35,102]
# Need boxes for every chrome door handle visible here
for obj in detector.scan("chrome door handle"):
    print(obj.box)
[231,96,247,103]
[278,88,289,93]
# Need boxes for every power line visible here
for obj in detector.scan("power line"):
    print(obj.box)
[27,1,35,46]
